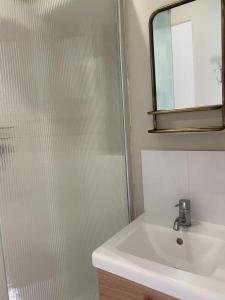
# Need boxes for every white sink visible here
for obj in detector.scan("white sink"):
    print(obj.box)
[117,223,225,277]
[92,213,225,300]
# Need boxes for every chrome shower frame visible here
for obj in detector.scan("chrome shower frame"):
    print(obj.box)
[117,0,134,222]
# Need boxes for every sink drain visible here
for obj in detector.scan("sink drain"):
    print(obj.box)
[176,238,184,245]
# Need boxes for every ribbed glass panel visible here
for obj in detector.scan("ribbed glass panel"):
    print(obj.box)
[0,1,129,299]
[153,11,175,110]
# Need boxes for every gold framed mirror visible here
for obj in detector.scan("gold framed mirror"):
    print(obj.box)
[148,0,225,133]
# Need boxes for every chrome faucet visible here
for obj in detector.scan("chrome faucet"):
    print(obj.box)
[173,199,191,231]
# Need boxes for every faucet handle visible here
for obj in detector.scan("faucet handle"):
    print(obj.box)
[175,199,191,210]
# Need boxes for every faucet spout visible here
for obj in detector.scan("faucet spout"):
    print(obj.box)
[173,217,180,231]
[173,199,191,231]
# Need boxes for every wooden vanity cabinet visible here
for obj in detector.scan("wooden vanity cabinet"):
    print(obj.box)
[98,270,178,300]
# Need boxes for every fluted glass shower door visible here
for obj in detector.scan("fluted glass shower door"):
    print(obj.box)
[0,1,129,299]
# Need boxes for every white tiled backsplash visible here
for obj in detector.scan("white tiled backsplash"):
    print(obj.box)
[142,151,225,226]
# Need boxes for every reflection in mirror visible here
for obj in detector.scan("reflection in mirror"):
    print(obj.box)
[152,0,222,111]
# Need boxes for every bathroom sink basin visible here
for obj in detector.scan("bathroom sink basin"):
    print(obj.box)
[117,223,225,277]
[92,213,225,300]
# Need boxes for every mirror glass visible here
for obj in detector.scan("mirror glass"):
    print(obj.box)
[152,0,222,111]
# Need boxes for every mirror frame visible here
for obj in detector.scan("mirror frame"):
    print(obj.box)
[148,0,225,133]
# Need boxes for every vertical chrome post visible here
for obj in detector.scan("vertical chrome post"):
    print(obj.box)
[117,0,134,222]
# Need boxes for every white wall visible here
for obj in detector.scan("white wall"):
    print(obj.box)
[124,0,225,217]
[171,21,195,109]
[171,0,222,107]
[142,151,225,226]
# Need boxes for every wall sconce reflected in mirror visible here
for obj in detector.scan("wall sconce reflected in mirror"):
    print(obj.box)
[212,59,222,84]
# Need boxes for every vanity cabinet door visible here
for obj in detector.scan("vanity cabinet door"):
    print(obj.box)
[98,270,178,300]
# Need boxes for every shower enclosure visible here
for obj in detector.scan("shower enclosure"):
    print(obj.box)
[0,0,130,299]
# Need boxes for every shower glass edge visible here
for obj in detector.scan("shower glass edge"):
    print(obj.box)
[0,0,131,299]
